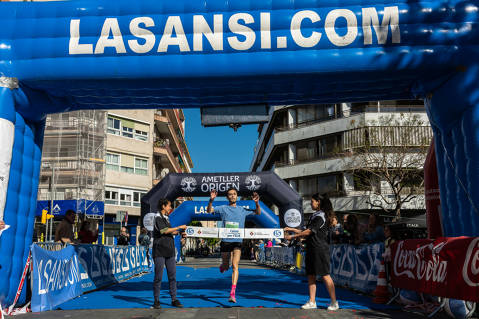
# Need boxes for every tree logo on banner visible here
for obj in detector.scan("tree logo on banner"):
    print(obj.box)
[181,177,197,192]
[245,175,261,191]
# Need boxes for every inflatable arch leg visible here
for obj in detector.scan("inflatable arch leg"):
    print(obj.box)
[0,83,44,307]
[425,65,479,236]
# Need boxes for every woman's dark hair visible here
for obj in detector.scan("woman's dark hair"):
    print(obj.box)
[157,198,171,212]
[312,193,334,226]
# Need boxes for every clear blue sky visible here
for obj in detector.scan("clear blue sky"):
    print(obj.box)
[183,108,259,173]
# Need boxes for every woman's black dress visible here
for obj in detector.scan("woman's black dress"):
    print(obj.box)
[305,210,330,276]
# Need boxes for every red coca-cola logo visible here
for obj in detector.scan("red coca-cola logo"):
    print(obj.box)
[393,241,447,283]
[463,238,479,287]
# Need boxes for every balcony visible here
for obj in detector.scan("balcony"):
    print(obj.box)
[275,153,338,168]
[153,139,181,172]
[275,115,337,132]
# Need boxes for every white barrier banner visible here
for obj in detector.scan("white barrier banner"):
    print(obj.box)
[185,226,218,238]
[244,228,284,239]
[218,228,244,239]
[184,227,283,239]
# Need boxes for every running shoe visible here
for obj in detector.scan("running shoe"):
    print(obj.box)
[171,299,183,308]
[152,300,161,309]
[327,301,339,311]
[301,301,317,309]
[229,294,237,303]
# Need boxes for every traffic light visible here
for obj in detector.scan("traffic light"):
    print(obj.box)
[41,209,54,224]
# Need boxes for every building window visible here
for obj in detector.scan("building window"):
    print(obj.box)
[106,187,147,207]
[135,130,148,141]
[106,153,120,171]
[122,126,133,138]
[105,190,118,205]
[119,192,132,206]
[107,115,149,141]
[135,158,148,175]
[107,117,120,135]
[121,166,134,174]
[133,191,146,207]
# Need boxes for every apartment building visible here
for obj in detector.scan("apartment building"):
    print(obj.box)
[250,101,432,220]
[103,109,193,244]
[36,109,193,244]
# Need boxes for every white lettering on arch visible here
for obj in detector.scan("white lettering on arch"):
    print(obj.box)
[227,13,256,51]
[193,14,223,51]
[325,9,358,47]
[290,10,321,48]
[362,6,400,45]
[158,16,191,52]
[95,18,127,54]
[128,17,156,54]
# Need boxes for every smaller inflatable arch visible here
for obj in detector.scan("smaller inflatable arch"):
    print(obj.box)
[141,172,303,229]
[159,200,280,261]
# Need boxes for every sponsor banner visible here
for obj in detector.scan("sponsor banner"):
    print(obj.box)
[219,228,244,239]
[330,243,383,293]
[31,244,83,312]
[390,237,479,302]
[185,226,218,238]
[74,245,149,292]
[244,228,283,239]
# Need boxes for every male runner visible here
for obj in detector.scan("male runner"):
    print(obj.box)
[207,188,260,303]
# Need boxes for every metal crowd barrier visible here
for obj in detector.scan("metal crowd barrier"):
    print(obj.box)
[34,242,66,251]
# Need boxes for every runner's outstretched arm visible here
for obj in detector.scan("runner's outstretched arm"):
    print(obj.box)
[207,189,217,213]
[253,192,261,215]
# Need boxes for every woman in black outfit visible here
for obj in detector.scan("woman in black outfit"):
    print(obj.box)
[152,198,187,309]
[284,193,338,310]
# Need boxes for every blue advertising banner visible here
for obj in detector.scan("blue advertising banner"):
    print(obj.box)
[35,200,104,217]
[31,244,83,312]
[74,245,149,292]
[330,243,384,293]
[258,243,384,293]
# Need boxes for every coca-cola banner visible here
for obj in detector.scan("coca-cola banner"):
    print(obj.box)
[390,237,479,302]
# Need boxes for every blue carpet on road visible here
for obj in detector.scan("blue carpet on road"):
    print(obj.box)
[57,264,398,310]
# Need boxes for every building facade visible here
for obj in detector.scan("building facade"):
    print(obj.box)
[103,109,193,244]
[250,101,432,220]
[37,108,193,244]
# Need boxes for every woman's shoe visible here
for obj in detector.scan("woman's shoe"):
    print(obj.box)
[301,300,317,309]
[327,301,339,311]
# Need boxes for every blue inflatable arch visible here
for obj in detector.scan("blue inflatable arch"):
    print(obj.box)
[1,0,479,306]
[141,172,302,228]
[162,200,280,261]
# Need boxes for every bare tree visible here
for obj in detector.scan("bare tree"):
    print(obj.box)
[342,113,432,220]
